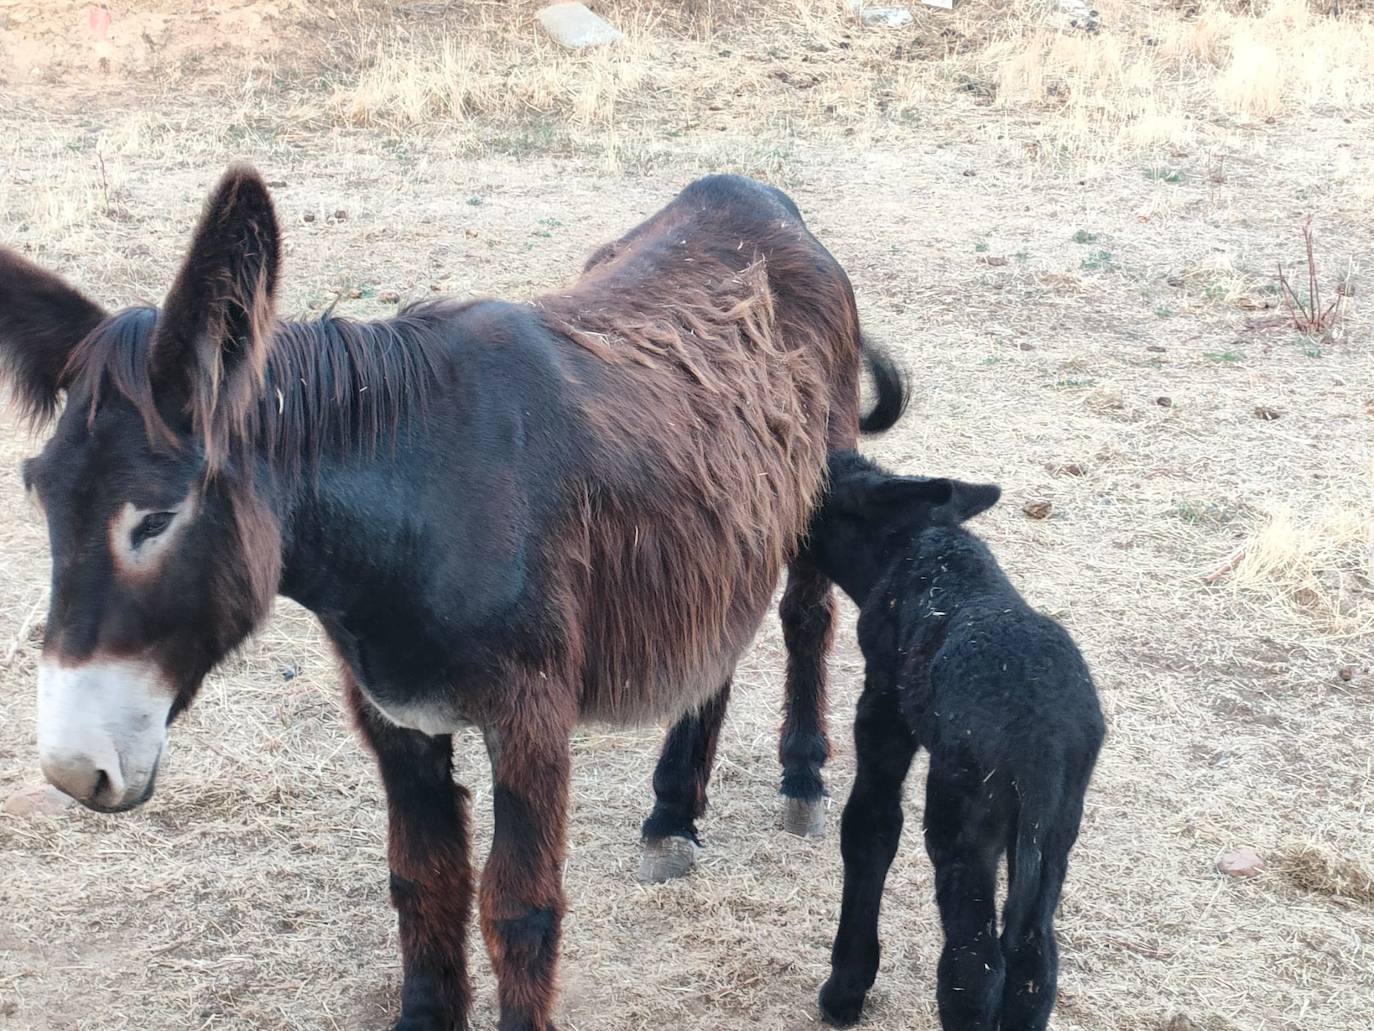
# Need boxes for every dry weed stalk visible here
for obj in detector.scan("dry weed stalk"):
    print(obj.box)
[1276,218,1351,341]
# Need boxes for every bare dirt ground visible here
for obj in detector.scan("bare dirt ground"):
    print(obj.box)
[1,2,1371,1029]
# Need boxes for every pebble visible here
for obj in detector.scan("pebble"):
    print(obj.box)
[1217,848,1264,878]
[3,783,76,817]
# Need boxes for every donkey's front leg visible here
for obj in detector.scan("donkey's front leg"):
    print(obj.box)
[778,556,835,837]
[348,677,474,1031]
[480,711,573,1031]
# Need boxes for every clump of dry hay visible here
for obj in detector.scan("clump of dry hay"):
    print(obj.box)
[1208,501,1373,637]
[1276,843,1374,902]
[992,0,1374,160]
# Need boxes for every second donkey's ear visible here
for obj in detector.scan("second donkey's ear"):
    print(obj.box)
[149,166,280,464]
[0,249,107,424]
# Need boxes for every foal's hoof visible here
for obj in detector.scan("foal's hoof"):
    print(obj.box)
[638,834,699,882]
[782,795,827,837]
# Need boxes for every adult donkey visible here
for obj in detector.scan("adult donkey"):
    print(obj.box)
[0,169,905,1030]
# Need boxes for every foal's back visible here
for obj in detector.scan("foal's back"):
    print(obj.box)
[887,527,1102,777]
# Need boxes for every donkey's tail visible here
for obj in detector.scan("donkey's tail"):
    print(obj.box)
[858,339,910,434]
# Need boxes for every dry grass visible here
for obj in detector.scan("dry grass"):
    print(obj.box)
[304,0,1374,163]
[1,1,1373,1029]
[1277,842,1374,902]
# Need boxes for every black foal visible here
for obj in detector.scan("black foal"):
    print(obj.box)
[804,450,1105,1030]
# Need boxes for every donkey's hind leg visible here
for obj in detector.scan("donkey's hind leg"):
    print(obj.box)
[639,679,732,882]
[778,556,835,836]
[348,676,473,1031]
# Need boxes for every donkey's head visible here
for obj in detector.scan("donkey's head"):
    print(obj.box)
[1,168,283,811]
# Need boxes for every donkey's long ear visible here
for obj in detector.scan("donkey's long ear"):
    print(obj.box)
[150,166,279,463]
[0,249,107,424]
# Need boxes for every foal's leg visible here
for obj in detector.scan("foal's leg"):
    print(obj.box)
[818,685,918,1027]
[778,555,835,836]
[480,708,574,1031]
[348,678,473,1031]
[639,678,732,882]
[925,761,1005,1031]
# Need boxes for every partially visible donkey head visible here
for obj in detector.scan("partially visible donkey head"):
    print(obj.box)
[0,168,284,811]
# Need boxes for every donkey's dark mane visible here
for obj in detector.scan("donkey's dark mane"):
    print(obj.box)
[66,301,450,476]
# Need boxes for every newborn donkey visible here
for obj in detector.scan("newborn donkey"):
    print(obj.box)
[806,450,1105,1030]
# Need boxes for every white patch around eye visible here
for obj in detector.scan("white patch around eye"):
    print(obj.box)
[109,497,197,576]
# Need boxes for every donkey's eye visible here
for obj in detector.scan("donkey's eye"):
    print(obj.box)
[132,512,177,548]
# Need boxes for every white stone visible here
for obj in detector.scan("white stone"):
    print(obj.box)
[1217,848,1264,878]
[536,3,622,48]
[860,6,914,26]
[1055,0,1101,32]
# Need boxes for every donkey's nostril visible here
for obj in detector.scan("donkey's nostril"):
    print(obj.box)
[91,768,112,803]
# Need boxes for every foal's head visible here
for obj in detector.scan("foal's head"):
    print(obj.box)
[0,169,283,811]
[804,450,1002,600]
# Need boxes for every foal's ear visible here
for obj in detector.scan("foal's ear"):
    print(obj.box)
[873,475,954,511]
[935,480,1002,525]
[0,249,107,424]
[150,166,280,462]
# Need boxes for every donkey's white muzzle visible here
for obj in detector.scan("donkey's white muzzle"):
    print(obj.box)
[36,658,172,812]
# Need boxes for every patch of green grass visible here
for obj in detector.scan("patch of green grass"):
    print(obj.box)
[1295,336,1324,358]
[1072,229,1098,244]
[1203,284,1229,301]
[1053,377,1096,389]
[1204,350,1245,364]
[974,241,989,253]
[1146,356,1165,368]
[1014,249,1030,263]
[1080,250,1114,272]
[532,216,565,239]
[981,355,1002,366]
[466,195,484,206]
[1154,305,1173,318]
[1170,500,1237,527]
[1144,167,1184,184]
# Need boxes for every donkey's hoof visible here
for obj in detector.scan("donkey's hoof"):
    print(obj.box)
[782,795,827,837]
[818,977,866,1027]
[638,834,699,882]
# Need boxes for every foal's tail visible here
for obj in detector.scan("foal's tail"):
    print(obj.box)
[858,340,910,434]
[1002,779,1072,945]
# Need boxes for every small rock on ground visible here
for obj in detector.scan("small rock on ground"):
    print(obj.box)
[859,6,914,27]
[536,2,622,48]
[1217,848,1264,878]
[1055,0,1101,32]
[4,783,76,817]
